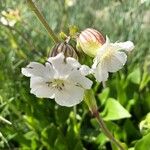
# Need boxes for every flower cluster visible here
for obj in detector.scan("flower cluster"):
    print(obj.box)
[22,28,134,107]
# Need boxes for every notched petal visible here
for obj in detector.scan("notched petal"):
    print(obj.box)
[79,65,92,76]
[21,62,46,77]
[106,51,127,72]
[113,41,135,51]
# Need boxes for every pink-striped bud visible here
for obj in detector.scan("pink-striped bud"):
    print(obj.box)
[77,28,105,57]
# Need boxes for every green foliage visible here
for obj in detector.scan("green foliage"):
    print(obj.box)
[127,68,141,85]
[0,0,150,150]
[135,133,150,150]
[101,98,131,121]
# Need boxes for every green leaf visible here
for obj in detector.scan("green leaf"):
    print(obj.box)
[140,71,150,90]
[55,106,71,125]
[97,87,110,105]
[135,133,150,150]
[24,131,37,140]
[95,133,108,146]
[124,120,141,141]
[74,141,84,150]
[101,98,131,121]
[41,124,58,148]
[66,125,79,150]
[54,135,67,150]
[127,68,141,84]
[111,142,128,150]
[129,148,135,150]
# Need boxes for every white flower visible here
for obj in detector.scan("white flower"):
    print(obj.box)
[92,36,134,82]
[22,53,93,107]
[0,16,16,27]
[0,9,20,27]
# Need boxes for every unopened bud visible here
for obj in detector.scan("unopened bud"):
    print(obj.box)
[77,28,105,57]
[50,42,78,59]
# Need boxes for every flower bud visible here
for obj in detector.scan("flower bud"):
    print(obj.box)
[77,28,105,57]
[50,42,78,59]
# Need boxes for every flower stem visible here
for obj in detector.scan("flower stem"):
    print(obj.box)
[84,90,124,150]
[26,0,59,43]
[93,110,125,150]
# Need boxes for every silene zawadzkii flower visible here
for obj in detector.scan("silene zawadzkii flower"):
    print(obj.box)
[22,53,93,107]
[78,28,134,82]
[92,36,135,82]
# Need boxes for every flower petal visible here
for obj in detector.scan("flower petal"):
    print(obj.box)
[45,63,55,79]
[92,63,108,82]
[48,53,73,77]
[95,36,110,59]
[55,83,84,107]
[106,51,127,72]
[79,65,92,76]
[66,57,81,68]
[22,62,47,77]
[114,41,134,51]
[68,70,93,89]
[66,57,92,76]
[47,53,65,68]
[30,77,55,99]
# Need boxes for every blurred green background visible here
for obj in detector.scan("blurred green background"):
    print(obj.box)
[0,0,150,150]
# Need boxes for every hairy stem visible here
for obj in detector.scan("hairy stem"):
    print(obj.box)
[93,111,125,150]
[100,80,124,149]
[26,0,59,43]
[85,90,124,149]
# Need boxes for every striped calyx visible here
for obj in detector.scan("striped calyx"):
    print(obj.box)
[50,42,78,59]
[77,28,105,57]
